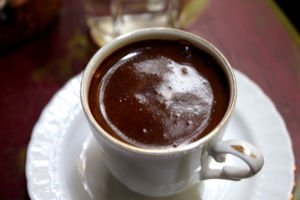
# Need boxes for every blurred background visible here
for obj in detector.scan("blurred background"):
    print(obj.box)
[275,0,299,31]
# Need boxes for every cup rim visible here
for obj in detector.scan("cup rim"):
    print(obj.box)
[81,27,237,156]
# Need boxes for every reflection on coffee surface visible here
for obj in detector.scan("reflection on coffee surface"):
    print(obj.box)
[89,40,229,148]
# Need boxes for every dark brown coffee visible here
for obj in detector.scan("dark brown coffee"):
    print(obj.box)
[89,40,229,148]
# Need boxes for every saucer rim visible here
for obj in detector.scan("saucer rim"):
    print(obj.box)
[25,70,295,200]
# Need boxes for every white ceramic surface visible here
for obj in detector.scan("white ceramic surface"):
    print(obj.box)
[80,28,264,197]
[26,70,295,200]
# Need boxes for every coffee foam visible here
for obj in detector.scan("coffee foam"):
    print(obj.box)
[100,55,213,147]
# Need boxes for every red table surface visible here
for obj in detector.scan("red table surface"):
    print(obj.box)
[0,0,299,199]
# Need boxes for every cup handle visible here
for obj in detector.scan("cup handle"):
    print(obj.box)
[201,140,264,180]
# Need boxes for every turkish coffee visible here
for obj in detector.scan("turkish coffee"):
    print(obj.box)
[88,40,229,148]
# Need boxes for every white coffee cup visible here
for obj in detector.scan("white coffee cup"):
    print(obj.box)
[80,28,264,197]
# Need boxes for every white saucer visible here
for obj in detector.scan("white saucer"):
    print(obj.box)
[26,70,295,200]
